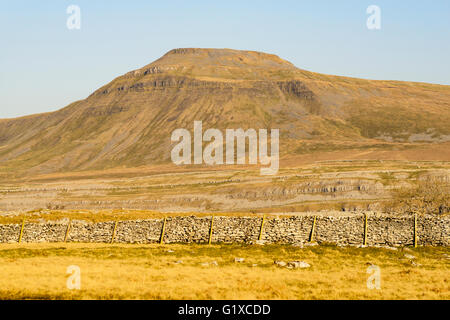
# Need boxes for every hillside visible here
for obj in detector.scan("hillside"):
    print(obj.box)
[0,48,449,178]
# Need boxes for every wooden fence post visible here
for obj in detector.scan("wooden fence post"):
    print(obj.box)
[363,213,368,246]
[110,220,119,244]
[258,215,266,241]
[309,216,317,242]
[64,219,71,243]
[414,213,418,248]
[18,218,26,243]
[208,215,214,245]
[160,217,167,245]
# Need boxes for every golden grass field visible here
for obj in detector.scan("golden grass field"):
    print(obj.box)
[0,243,448,300]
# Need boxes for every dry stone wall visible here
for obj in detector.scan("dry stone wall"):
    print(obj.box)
[114,219,163,244]
[0,214,448,246]
[314,216,365,245]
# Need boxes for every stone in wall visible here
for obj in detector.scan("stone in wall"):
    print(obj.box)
[367,214,414,246]
[0,223,21,243]
[114,219,163,244]
[314,215,365,245]
[164,216,211,243]
[22,221,67,243]
[212,217,261,243]
[418,215,449,246]
[263,216,313,243]
[68,221,115,243]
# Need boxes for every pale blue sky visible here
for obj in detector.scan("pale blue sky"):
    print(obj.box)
[1,0,449,118]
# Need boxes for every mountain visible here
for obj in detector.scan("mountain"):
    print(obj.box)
[1,48,449,178]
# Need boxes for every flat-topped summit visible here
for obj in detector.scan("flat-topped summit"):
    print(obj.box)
[162,48,293,66]
[130,48,298,81]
